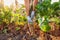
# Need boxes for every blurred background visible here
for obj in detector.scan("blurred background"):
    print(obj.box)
[0,0,59,7]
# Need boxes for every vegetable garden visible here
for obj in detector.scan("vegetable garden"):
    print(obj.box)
[0,0,60,40]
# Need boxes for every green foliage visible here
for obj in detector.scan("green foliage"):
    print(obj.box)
[38,17,51,32]
[15,27,20,31]
[0,5,27,25]
[0,9,4,24]
[2,29,7,33]
[40,19,51,32]
[35,0,60,32]
[36,0,60,17]
[50,17,60,24]
[2,7,13,24]
[11,13,27,25]
[40,24,51,32]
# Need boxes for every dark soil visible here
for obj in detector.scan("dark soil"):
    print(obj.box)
[0,22,60,40]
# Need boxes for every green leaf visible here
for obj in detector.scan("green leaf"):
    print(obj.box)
[2,29,7,33]
[40,24,51,32]
[50,17,60,24]
[15,27,20,31]
[39,19,51,32]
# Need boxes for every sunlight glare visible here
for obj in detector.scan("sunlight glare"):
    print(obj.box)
[4,0,24,7]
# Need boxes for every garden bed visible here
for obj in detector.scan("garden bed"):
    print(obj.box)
[0,22,60,40]
[0,0,60,40]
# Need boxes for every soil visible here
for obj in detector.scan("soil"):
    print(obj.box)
[0,22,60,40]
